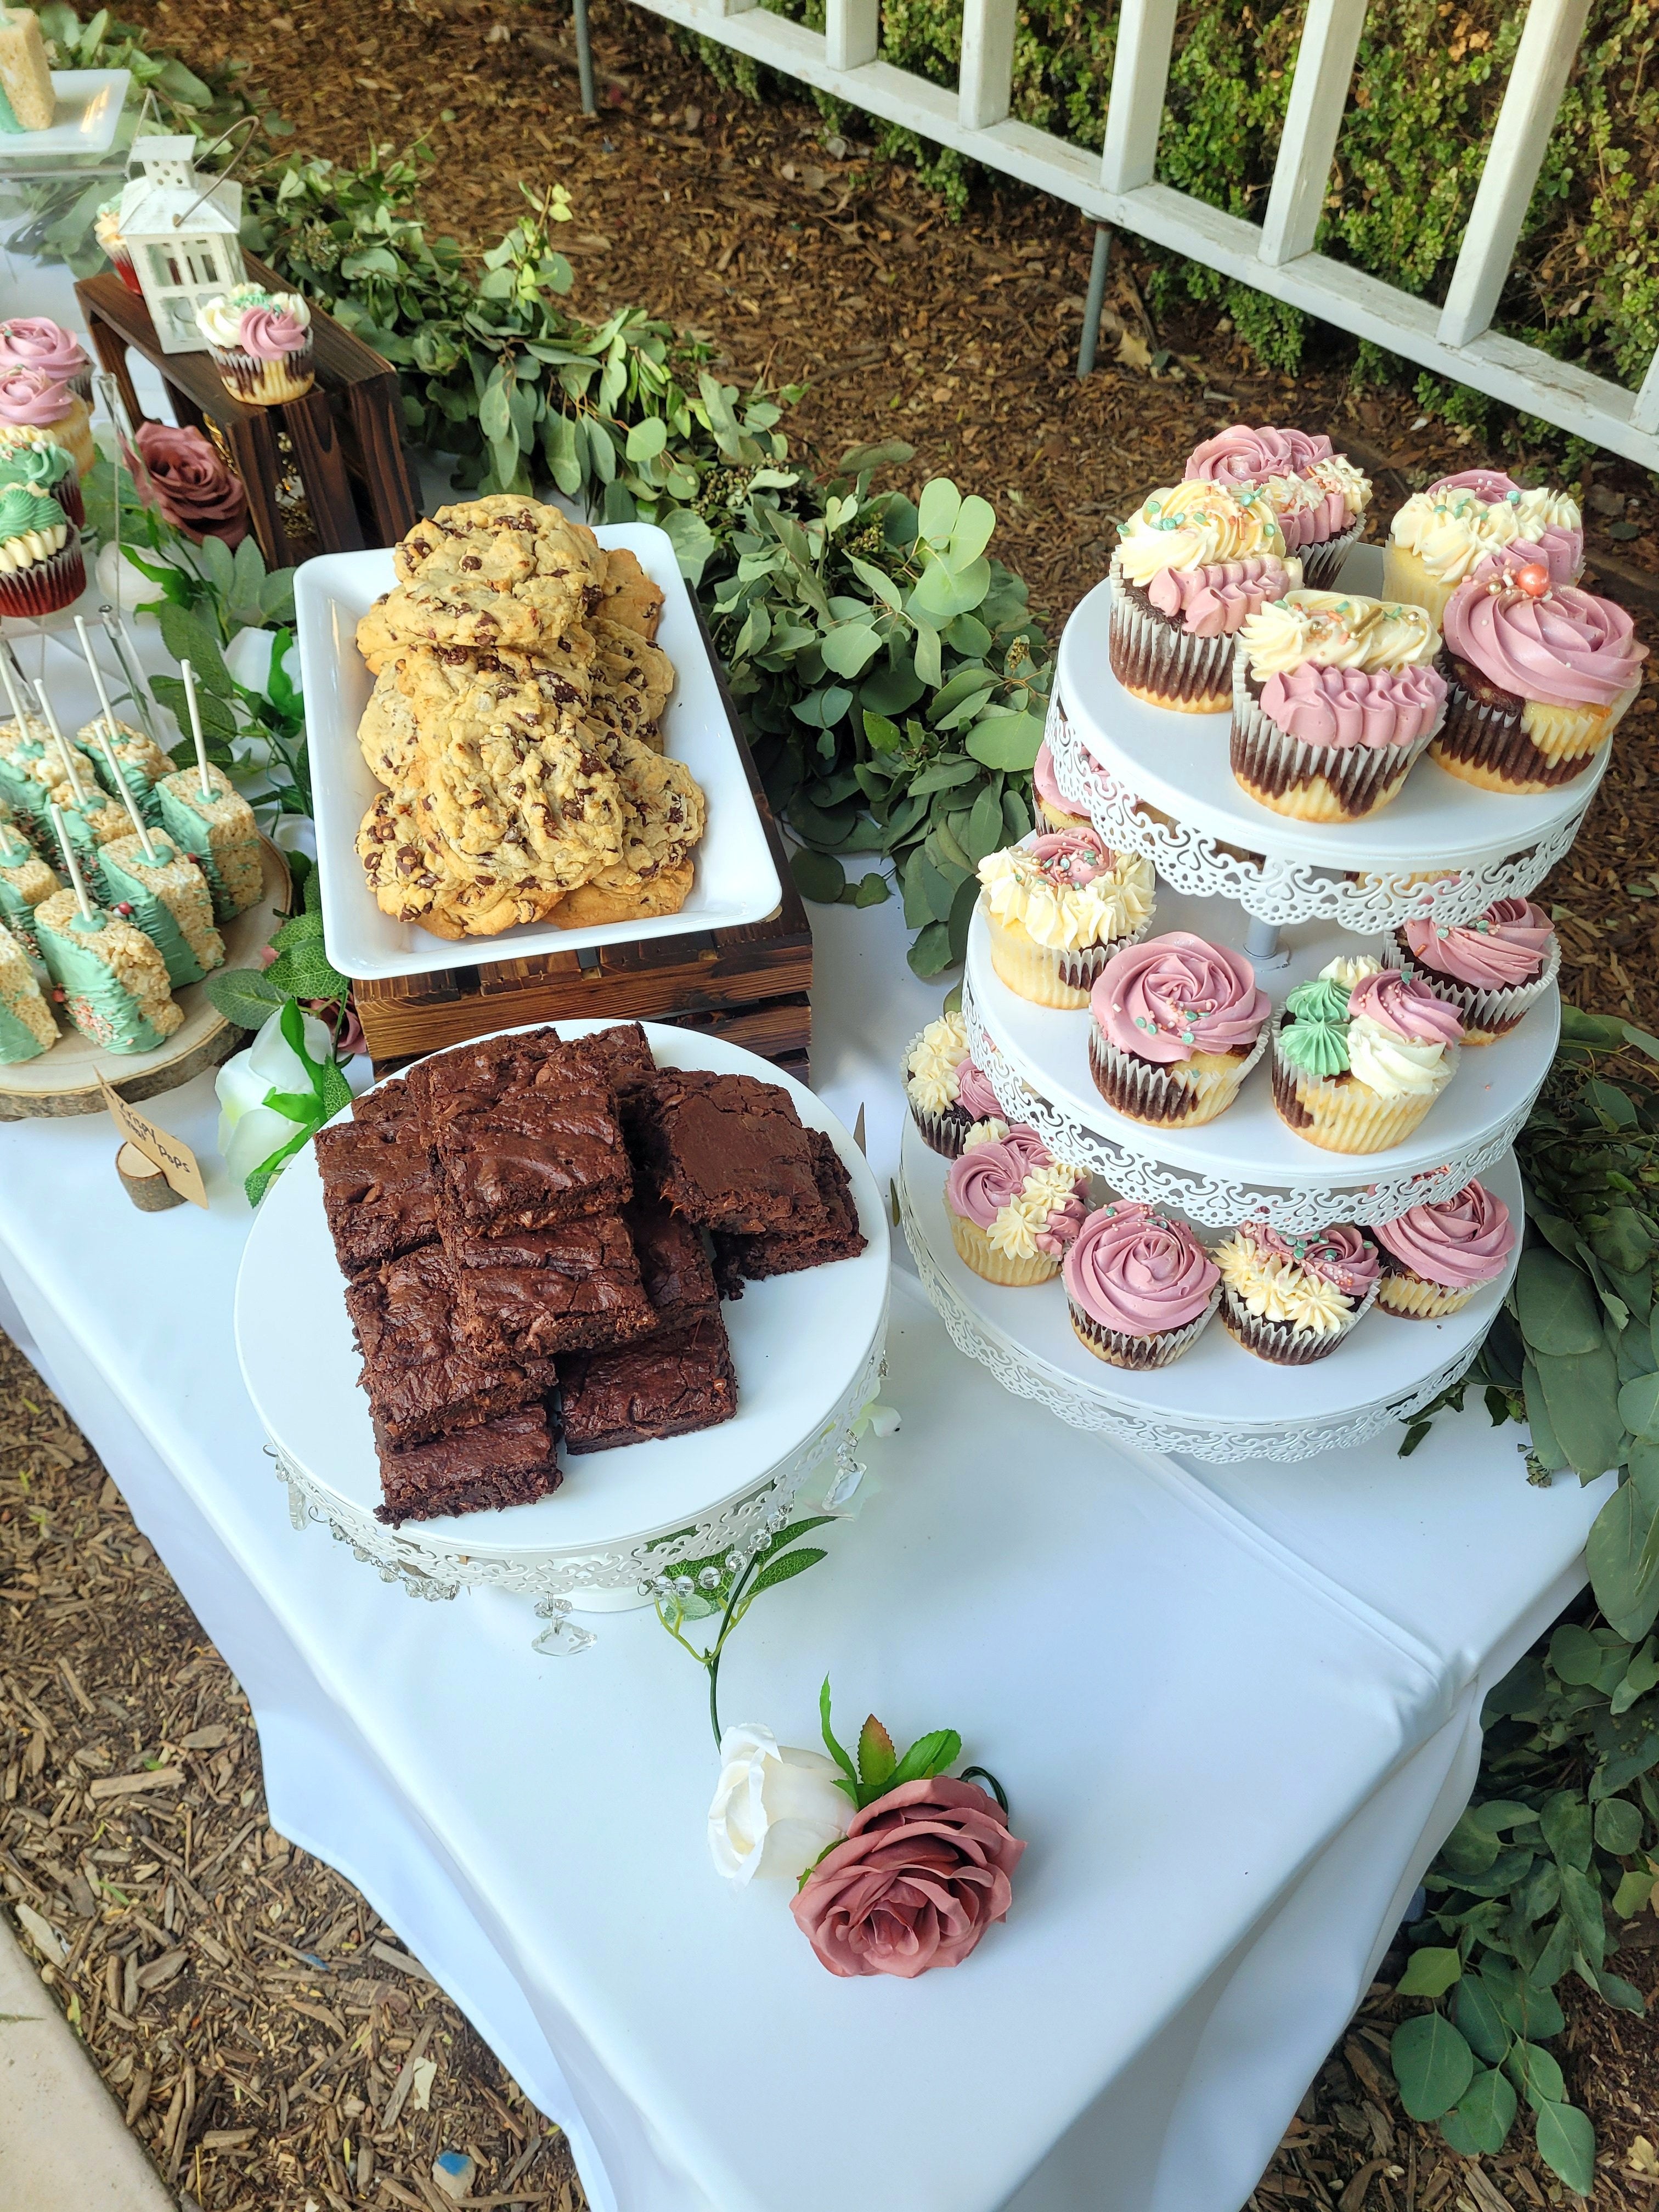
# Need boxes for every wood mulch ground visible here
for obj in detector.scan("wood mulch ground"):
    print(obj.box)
[9,1,1659,2205]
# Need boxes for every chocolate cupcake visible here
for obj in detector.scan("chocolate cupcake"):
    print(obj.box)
[1184,424,1373,590]
[1110,482,1299,713]
[196,285,315,407]
[1374,1180,1516,1318]
[1032,736,1090,833]
[902,1012,1005,1157]
[1089,931,1270,1127]
[1063,1200,1220,1369]
[1215,1221,1380,1363]
[1382,471,1583,624]
[943,1124,1088,1288]
[0,485,82,618]
[1386,897,1559,1044]
[1271,957,1462,1154]
[978,828,1155,1009]
[1231,590,1446,822]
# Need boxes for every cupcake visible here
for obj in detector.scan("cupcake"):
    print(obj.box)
[1374,1180,1516,1318]
[0,368,94,478]
[1231,589,1446,822]
[1432,555,1646,793]
[196,286,315,406]
[978,828,1155,1009]
[1063,1199,1220,1369]
[1386,897,1559,1043]
[1215,1220,1380,1363]
[0,485,83,618]
[1272,957,1462,1153]
[95,198,140,294]
[0,424,84,527]
[1032,735,1090,833]
[1382,472,1583,623]
[943,1124,1088,1286]
[1184,425,1373,590]
[902,1011,1005,1157]
[1110,481,1300,713]
[0,320,93,406]
[1089,931,1270,1127]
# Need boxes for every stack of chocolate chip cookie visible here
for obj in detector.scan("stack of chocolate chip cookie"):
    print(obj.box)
[353,495,707,941]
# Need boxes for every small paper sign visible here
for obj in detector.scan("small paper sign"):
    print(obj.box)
[97,1079,208,1210]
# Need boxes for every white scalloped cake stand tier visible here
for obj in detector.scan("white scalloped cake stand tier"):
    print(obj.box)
[961,891,1556,1232]
[899,1121,1519,1462]
[1049,547,1605,933]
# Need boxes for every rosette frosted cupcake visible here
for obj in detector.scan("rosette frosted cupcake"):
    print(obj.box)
[1063,1200,1220,1368]
[1184,425,1373,590]
[0,367,93,478]
[1432,556,1646,793]
[1110,482,1300,714]
[1272,957,1462,1153]
[1231,589,1446,822]
[0,424,84,527]
[1089,931,1270,1127]
[95,198,140,293]
[0,320,92,405]
[0,484,83,618]
[943,1124,1088,1286]
[196,285,315,406]
[1032,735,1089,833]
[1374,1179,1516,1318]
[1215,1220,1380,1363]
[1383,472,1583,622]
[978,828,1155,1008]
[1385,896,1559,1043]
[902,1011,1006,1157]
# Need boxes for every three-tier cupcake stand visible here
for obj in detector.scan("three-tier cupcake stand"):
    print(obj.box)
[899,549,1578,1462]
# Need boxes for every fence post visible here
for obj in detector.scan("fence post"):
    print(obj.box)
[1634,353,1659,438]
[1077,226,1112,380]
[572,0,596,115]
[1100,0,1180,194]
[1258,0,1367,267]
[959,0,1017,131]
[826,0,879,72]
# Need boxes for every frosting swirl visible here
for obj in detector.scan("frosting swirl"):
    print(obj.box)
[1147,555,1297,636]
[1375,1179,1515,1289]
[0,439,72,500]
[1063,1200,1218,1334]
[1391,480,1584,587]
[1093,932,1269,1065]
[1441,572,1645,709]
[1240,589,1440,678]
[1347,968,1462,1047]
[979,831,1155,953]
[955,1060,1002,1121]
[946,1126,1087,1258]
[196,285,313,357]
[905,1011,969,1114]
[1260,661,1446,749]
[0,321,88,390]
[1115,482,1287,585]
[1032,741,1075,817]
[1184,425,1333,485]
[0,484,67,568]
[0,368,71,430]
[1402,897,1553,991]
[1215,1232,1357,1335]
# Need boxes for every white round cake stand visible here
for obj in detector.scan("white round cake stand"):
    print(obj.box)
[961,893,1557,1232]
[236,1022,891,1649]
[898,1122,1520,1463]
[1049,556,1605,934]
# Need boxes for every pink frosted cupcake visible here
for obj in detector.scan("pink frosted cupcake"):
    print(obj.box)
[1375,1180,1515,1318]
[1383,472,1583,623]
[943,1124,1087,1287]
[1063,1199,1220,1368]
[1386,897,1559,1044]
[978,828,1156,1008]
[195,286,315,406]
[0,320,93,406]
[1089,931,1271,1127]
[902,1010,1005,1157]
[0,368,93,478]
[1109,482,1300,713]
[1032,736,1090,833]
[1185,424,1373,590]
[1272,958,1462,1154]
[1215,1220,1380,1363]
[1432,555,1646,793]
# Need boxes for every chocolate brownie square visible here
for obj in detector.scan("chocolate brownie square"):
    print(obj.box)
[624,1188,718,1329]
[375,1404,562,1527]
[449,1214,658,1361]
[558,1311,737,1454]
[713,1129,866,1297]
[315,1096,438,1278]
[633,1070,830,1236]
[415,1034,631,1234]
[563,1020,656,1094]
[344,1245,555,1446]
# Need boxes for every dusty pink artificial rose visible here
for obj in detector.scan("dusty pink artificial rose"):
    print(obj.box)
[789,1776,1025,1978]
[129,422,249,549]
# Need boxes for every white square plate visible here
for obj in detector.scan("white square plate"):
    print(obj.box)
[295,523,784,982]
[0,70,132,157]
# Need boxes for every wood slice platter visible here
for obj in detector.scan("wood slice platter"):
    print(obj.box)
[0,839,291,1119]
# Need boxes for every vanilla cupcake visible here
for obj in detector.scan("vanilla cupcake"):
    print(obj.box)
[0,367,94,477]
[196,285,315,407]
[0,484,82,618]
[1110,482,1300,713]
[1272,957,1462,1153]
[1090,931,1271,1127]
[1032,735,1090,833]
[1382,471,1583,623]
[978,828,1155,1008]
[903,1011,1005,1157]
[1231,589,1446,822]
[1374,1180,1516,1318]
[1386,897,1559,1043]
[1184,424,1373,589]
[1432,554,1646,793]
[1215,1220,1380,1363]
[943,1124,1088,1286]
[1063,1199,1220,1368]
[0,320,93,407]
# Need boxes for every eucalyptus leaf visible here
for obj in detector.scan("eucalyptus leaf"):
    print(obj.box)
[1437,2064,1517,2158]
[1391,2012,1475,2121]
[1396,1946,1463,1997]
[1532,2098,1596,2194]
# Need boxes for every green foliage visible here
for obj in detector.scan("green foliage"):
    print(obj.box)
[818,1678,963,1810]
[654,1516,838,1746]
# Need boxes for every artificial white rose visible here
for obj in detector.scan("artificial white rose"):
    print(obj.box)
[94,538,177,616]
[708,1723,849,1886]
[216,1002,336,1191]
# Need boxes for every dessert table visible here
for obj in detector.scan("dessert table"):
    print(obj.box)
[0,887,1612,2212]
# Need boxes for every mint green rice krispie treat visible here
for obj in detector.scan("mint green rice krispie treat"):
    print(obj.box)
[34,889,182,1053]
[98,829,224,989]
[156,764,262,919]
[80,716,172,828]
[0,918,54,1060]
[0,818,57,956]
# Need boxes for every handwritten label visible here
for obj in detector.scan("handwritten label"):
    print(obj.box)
[97,1078,208,1210]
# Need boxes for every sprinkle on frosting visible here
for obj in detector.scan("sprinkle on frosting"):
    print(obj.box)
[1115,481,1289,585]
[1239,589,1440,679]
[945,1123,1088,1260]
[1063,1200,1218,1336]
[1214,1229,1359,1336]
[1092,931,1269,1066]
[1390,478,1583,588]
[978,830,1155,953]
[1402,898,1553,992]
[1441,568,1646,709]
[1237,1219,1380,1296]
[1375,1180,1515,1290]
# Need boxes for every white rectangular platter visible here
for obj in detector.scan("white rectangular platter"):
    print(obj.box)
[0,70,132,157]
[294,521,783,983]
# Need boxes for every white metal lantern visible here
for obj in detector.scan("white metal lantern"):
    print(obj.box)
[117,136,244,355]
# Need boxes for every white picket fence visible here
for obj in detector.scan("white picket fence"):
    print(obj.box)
[624,0,1659,471]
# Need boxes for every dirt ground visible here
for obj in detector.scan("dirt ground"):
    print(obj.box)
[8,0,1659,2204]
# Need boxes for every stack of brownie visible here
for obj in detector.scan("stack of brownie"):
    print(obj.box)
[312,1024,865,1528]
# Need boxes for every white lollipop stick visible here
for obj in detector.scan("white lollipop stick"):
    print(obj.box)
[74,614,123,745]
[93,720,158,864]
[102,611,161,744]
[32,680,84,804]
[0,651,28,740]
[180,659,212,802]
[49,803,95,923]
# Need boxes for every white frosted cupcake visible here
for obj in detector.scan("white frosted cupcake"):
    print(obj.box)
[1063,1200,1220,1369]
[1184,425,1373,590]
[196,285,315,407]
[1374,1180,1516,1317]
[1381,471,1583,624]
[978,828,1155,1009]
[902,1011,1006,1157]
[1110,482,1300,713]
[1271,957,1462,1154]
[942,1124,1087,1287]
[1215,1220,1380,1363]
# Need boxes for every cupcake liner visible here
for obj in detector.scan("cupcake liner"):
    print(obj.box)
[64,367,93,406]
[208,339,317,407]
[985,906,1150,1010]
[51,469,84,529]
[1383,926,1560,1045]
[108,246,142,294]
[908,1099,974,1158]
[1376,1265,1481,1319]
[1431,667,1623,793]
[1089,1022,1266,1128]
[947,1206,1062,1286]
[0,533,84,619]
[1068,1285,1221,1369]
[1108,555,1234,713]
[1296,516,1365,591]
[1221,1279,1372,1363]
[1229,663,1437,822]
[1269,1022,1455,1153]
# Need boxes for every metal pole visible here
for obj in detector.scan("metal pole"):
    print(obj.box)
[1243,915,1290,972]
[1077,224,1111,380]
[573,0,596,117]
